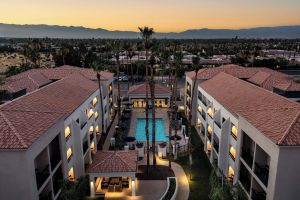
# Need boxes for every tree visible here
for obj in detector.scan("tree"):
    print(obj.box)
[112,41,122,149]
[188,55,201,166]
[139,26,154,171]
[96,71,105,150]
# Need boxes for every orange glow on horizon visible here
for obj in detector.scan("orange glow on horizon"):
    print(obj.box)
[0,0,299,32]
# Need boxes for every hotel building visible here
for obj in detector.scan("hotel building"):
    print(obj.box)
[0,66,114,200]
[192,71,300,200]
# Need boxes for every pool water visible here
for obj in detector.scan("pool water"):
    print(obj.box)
[135,118,168,142]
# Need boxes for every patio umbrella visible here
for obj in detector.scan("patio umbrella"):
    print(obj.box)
[124,136,136,143]
[170,135,182,141]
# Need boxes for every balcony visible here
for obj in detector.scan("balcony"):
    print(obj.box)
[49,136,61,170]
[241,131,255,168]
[35,148,50,189]
[254,145,270,187]
[83,141,88,154]
[252,178,267,200]
[239,163,251,193]
[213,140,219,153]
[52,166,63,195]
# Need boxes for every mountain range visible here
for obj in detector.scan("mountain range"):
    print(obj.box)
[0,23,300,39]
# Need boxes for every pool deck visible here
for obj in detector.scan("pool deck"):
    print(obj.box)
[128,108,170,144]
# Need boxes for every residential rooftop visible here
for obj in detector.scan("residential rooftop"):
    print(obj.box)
[200,72,300,146]
[0,65,113,94]
[186,64,300,92]
[0,73,99,149]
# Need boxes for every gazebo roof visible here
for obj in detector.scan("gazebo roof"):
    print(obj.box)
[128,83,170,95]
[88,151,137,174]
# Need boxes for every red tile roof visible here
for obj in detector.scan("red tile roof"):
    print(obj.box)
[185,64,300,92]
[0,73,99,149]
[88,151,137,173]
[1,65,113,93]
[128,83,171,95]
[200,72,300,146]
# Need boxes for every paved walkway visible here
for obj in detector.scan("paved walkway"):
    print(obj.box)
[138,154,190,200]
[103,114,119,150]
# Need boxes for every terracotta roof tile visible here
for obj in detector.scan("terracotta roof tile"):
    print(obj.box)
[200,72,300,146]
[128,83,170,95]
[0,73,98,149]
[88,151,137,173]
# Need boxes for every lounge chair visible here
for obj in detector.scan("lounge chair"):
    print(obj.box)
[108,184,114,192]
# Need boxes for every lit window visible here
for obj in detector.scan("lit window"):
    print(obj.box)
[207,141,212,151]
[65,126,71,139]
[198,105,202,113]
[94,111,99,119]
[231,124,238,139]
[228,166,234,181]
[207,125,213,134]
[87,108,94,119]
[197,118,201,127]
[92,97,98,106]
[90,141,95,153]
[109,85,112,92]
[207,107,214,118]
[89,125,94,133]
[229,145,236,160]
[67,147,73,161]
[95,125,100,134]
[68,167,75,181]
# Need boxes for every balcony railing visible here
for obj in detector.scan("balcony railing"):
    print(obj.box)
[35,165,50,189]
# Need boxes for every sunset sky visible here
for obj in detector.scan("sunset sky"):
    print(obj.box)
[1,0,300,32]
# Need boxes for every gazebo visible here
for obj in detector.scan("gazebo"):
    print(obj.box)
[88,150,138,197]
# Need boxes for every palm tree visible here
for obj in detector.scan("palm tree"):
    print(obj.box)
[173,51,182,160]
[112,41,122,149]
[128,50,134,85]
[149,54,157,166]
[188,55,201,165]
[96,71,105,150]
[123,42,131,90]
[139,26,154,171]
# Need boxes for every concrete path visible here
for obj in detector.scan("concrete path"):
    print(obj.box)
[103,114,119,150]
[138,154,190,200]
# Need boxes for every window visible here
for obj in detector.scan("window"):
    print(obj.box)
[95,125,100,135]
[92,97,98,106]
[229,145,236,160]
[198,105,202,113]
[90,141,95,154]
[94,111,99,119]
[68,167,75,181]
[66,147,73,161]
[231,124,238,140]
[87,108,94,119]
[64,126,71,140]
[207,125,213,134]
[207,107,214,118]
[89,125,94,134]
[228,166,234,182]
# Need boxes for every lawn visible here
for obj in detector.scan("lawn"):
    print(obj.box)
[176,125,212,200]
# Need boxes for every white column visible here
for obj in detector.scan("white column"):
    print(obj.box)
[90,176,95,197]
[131,177,136,196]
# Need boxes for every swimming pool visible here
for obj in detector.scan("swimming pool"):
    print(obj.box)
[135,118,168,142]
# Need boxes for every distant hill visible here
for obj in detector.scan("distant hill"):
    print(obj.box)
[0,23,300,39]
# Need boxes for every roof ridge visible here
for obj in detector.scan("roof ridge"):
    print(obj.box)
[27,74,40,87]
[277,110,300,145]
[0,111,27,148]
